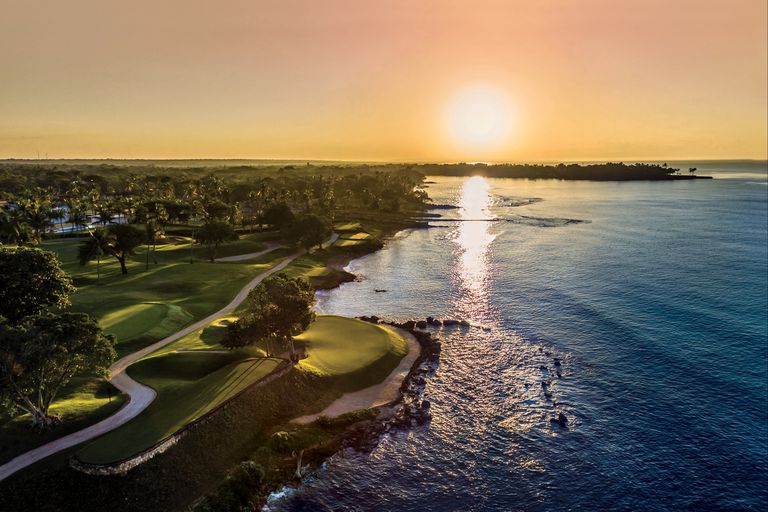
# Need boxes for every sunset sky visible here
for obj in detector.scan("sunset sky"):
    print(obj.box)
[1,0,766,161]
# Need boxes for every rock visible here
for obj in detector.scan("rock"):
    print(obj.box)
[459,320,470,327]
[403,320,416,330]
[549,412,568,428]
[553,358,561,367]
[415,320,427,329]
[426,316,435,324]
[374,289,387,293]
[556,371,562,379]
[421,400,431,410]
[443,319,460,326]
[539,365,548,371]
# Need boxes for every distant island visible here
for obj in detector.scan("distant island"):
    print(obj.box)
[0,161,710,184]
[415,162,711,180]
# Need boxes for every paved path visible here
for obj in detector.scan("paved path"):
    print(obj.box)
[292,326,420,424]
[214,242,281,262]
[0,233,339,482]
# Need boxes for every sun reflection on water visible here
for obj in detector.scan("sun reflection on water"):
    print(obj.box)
[453,176,496,320]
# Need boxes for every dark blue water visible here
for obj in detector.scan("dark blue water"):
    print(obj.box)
[270,163,768,511]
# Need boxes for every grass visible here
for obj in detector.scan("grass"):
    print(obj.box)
[42,236,288,356]
[0,234,288,464]
[77,352,282,464]
[296,315,407,378]
[75,316,406,465]
[0,377,126,464]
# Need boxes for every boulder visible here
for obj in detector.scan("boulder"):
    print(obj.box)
[549,412,568,428]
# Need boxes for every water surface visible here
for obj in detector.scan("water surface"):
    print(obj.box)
[272,162,768,511]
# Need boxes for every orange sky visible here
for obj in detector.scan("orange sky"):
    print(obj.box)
[1,0,766,161]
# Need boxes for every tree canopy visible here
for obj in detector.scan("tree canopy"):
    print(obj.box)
[105,224,145,274]
[283,214,332,251]
[224,273,315,358]
[0,313,116,427]
[195,221,239,261]
[0,246,74,324]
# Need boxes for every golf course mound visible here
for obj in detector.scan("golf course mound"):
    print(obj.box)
[77,353,283,465]
[101,302,193,343]
[296,315,409,390]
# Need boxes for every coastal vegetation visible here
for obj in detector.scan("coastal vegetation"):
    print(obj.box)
[0,162,424,507]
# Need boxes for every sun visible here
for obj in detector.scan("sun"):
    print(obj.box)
[445,85,514,153]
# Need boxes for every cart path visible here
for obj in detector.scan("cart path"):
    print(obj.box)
[0,233,338,482]
[214,242,282,262]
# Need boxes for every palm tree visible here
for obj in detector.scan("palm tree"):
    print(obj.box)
[95,200,116,225]
[78,228,115,283]
[68,208,89,232]
[0,208,33,245]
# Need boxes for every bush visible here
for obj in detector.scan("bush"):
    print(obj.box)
[269,431,294,453]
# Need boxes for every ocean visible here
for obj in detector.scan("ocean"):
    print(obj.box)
[269,161,768,511]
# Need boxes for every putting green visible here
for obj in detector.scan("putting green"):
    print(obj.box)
[296,315,408,377]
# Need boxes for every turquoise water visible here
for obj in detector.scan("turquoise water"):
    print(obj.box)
[271,162,768,511]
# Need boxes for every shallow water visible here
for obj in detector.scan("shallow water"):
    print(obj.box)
[270,162,768,511]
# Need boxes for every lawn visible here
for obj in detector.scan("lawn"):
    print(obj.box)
[77,352,283,464]
[0,234,288,464]
[75,316,406,465]
[0,377,126,464]
[42,236,289,356]
[296,315,409,390]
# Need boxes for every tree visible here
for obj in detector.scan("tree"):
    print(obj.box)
[0,208,34,245]
[224,273,315,359]
[260,202,294,228]
[105,224,145,274]
[95,200,116,225]
[195,221,238,261]
[689,167,697,176]
[283,214,332,251]
[67,207,89,232]
[78,228,115,283]
[0,246,74,324]
[0,313,116,428]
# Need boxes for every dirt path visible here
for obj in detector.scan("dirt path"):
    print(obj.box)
[0,233,339,482]
[292,326,420,424]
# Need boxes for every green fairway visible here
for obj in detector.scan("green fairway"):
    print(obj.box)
[42,237,288,356]
[101,303,193,342]
[76,316,406,465]
[150,315,252,357]
[77,353,282,464]
[296,315,409,388]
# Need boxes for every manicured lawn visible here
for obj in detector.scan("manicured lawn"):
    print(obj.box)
[75,316,406,465]
[77,352,282,464]
[42,237,288,356]
[0,234,287,464]
[296,315,409,389]
[0,377,126,464]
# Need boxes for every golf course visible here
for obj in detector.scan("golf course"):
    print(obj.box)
[0,220,414,482]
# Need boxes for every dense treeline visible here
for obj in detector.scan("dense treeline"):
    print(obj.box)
[418,162,701,180]
[0,164,427,246]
